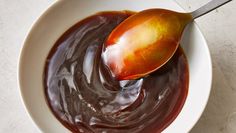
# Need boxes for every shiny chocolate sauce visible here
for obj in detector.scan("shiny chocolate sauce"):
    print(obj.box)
[44,11,189,133]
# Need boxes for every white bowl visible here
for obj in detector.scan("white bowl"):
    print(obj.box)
[18,0,212,132]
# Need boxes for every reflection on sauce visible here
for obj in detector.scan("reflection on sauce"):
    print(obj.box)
[44,11,189,133]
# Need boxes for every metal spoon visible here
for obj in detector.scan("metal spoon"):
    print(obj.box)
[102,0,232,80]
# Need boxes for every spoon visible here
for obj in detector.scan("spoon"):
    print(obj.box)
[102,0,231,80]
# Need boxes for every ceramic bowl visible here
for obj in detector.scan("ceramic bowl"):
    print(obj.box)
[18,0,212,132]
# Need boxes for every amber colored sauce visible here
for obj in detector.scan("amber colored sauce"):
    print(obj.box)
[103,9,192,80]
[44,11,189,133]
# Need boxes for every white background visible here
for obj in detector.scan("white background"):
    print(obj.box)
[0,0,235,132]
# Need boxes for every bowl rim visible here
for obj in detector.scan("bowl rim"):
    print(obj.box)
[183,22,213,132]
[17,1,59,132]
[173,2,212,131]
[17,0,213,132]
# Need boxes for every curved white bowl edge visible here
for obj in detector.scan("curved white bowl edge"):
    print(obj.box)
[17,1,213,133]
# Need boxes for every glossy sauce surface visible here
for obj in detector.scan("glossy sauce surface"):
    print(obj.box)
[44,11,189,133]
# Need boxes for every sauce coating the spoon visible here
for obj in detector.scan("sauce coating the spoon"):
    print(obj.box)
[44,11,189,133]
[103,9,192,80]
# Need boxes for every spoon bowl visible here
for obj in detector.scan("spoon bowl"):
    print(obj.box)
[102,9,192,80]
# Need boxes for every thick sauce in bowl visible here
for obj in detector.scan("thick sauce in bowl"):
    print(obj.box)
[44,11,189,133]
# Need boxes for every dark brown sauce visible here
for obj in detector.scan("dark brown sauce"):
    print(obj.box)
[44,11,189,133]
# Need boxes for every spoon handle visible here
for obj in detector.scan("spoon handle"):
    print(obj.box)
[191,0,232,19]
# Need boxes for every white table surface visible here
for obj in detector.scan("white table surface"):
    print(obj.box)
[0,0,235,133]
